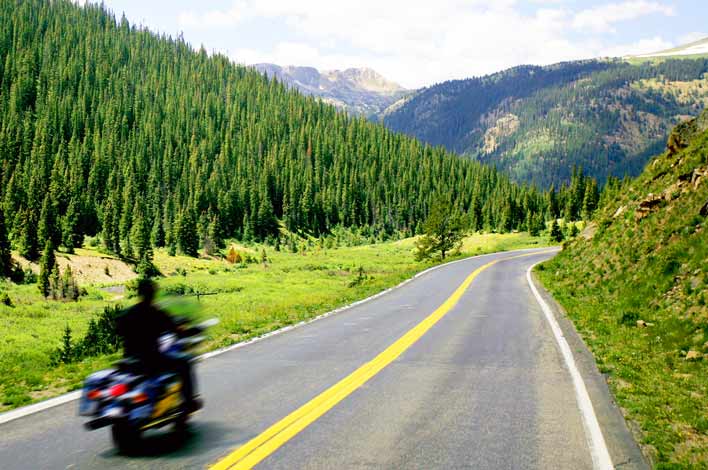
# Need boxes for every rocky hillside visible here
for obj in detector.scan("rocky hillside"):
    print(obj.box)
[383,58,708,186]
[538,111,708,466]
[253,64,409,117]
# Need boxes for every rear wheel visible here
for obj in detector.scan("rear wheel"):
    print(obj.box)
[111,420,140,454]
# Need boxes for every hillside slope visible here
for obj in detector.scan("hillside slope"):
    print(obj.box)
[384,59,708,186]
[253,64,409,117]
[632,36,708,60]
[538,111,708,466]
[0,0,546,266]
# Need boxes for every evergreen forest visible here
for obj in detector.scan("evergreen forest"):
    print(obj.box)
[0,0,596,274]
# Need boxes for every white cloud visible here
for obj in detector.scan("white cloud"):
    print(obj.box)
[175,0,681,88]
[603,36,673,57]
[572,1,675,33]
[196,1,580,87]
[178,1,246,29]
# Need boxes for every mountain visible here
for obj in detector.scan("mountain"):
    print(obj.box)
[631,36,708,60]
[538,111,708,466]
[0,0,549,265]
[383,58,708,186]
[253,64,409,117]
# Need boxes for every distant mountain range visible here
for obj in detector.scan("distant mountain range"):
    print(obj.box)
[253,38,708,187]
[252,64,409,118]
[383,49,708,186]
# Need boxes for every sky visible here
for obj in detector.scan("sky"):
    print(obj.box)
[88,0,708,88]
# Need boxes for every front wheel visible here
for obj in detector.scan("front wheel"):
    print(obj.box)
[111,420,140,454]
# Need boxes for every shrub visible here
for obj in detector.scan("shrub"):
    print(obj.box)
[57,325,74,364]
[173,267,187,277]
[226,247,242,264]
[348,266,367,288]
[51,305,123,364]
[161,283,195,296]
[21,267,37,284]
[0,292,12,307]
[75,305,122,358]
[618,311,639,325]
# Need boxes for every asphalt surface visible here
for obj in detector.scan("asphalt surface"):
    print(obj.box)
[0,248,647,469]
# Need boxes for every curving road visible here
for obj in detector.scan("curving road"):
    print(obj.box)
[0,248,646,469]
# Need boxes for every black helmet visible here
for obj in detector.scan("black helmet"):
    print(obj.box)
[136,278,157,300]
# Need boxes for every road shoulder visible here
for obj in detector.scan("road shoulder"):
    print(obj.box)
[530,270,649,470]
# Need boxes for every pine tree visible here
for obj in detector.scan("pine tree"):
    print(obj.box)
[59,325,73,364]
[582,179,599,220]
[0,207,12,278]
[62,198,82,253]
[38,240,56,297]
[415,197,463,260]
[50,264,61,300]
[177,208,199,257]
[61,265,80,301]
[38,195,61,248]
[131,207,152,262]
[549,220,564,243]
[151,215,165,248]
[256,193,278,240]
[17,210,39,261]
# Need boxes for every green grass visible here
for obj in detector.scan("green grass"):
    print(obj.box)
[0,232,548,412]
[537,123,708,467]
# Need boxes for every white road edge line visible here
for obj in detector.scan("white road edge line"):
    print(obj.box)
[0,247,548,426]
[527,263,613,470]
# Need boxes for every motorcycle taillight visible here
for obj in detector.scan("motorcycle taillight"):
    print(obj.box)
[109,383,129,397]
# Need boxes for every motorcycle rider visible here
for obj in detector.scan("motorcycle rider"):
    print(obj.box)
[116,278,201,413]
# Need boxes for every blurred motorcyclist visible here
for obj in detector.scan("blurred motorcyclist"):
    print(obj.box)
[116,278,201,412]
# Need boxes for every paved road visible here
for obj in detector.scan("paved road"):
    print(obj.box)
[0,248,645,469]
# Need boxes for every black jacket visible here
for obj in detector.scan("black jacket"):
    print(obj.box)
[117,302,177,366]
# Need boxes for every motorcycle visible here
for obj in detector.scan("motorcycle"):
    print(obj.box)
[78,318,218,452]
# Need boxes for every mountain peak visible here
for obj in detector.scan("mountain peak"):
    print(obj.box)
[252,64,409,117]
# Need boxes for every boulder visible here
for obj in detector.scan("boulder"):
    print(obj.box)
[635,193,665,221]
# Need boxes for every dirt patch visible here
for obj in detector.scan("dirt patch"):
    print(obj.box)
[14,251,136,285]
[29,385,70,402]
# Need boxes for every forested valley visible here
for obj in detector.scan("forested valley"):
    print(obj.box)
[0,0,599,277]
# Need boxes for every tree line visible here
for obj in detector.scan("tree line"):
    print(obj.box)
[0,0,599,280]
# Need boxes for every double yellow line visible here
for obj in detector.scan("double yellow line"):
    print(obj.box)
[211,251,550,470]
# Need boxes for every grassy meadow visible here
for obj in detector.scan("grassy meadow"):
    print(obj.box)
[0,232,548,411]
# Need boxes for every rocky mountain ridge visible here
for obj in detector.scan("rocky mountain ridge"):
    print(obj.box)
[253,64,409,117]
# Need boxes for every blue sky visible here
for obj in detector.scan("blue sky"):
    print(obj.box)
[90,0,708,88]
